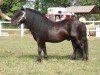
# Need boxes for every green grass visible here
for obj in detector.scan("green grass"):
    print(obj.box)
[0,36,100,75]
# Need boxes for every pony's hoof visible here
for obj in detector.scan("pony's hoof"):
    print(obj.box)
[37,56,42,62]
[82,57,88,61]
[71,56,76,60]
[37,58,42,62]
[44,56,48,60]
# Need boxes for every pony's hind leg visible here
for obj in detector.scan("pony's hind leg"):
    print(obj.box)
[71,39,77,60]
[74,37,88,60]
[81,37,88,60]
[80,22,88,60]
[71,37,83,60]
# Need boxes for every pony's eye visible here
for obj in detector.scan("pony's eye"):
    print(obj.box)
[20,13,23,15]
[18,13,23,17]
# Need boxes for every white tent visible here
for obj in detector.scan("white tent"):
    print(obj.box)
[47,7,74,15]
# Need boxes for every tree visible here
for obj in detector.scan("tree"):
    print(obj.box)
[36,0,70,13]
[1,0,26,16]
[1,0,100,16]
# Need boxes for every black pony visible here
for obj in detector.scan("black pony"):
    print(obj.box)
[11,8,88,62]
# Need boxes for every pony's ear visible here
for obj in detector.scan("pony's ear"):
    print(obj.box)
[21,7,25,11]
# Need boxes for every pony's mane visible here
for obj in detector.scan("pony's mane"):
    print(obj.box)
[24,8,53,33]
[26,8,49,20]
[26,8,43,16]
[25,8,71,24]
[25,8,72,26]
[25,8,57,27]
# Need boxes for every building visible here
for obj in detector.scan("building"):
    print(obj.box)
[47,7,75,21]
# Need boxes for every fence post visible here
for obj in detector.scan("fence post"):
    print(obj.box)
[92,21,95,26]
[0,21,1,36]
[21,24,24,37]
[96,25,100,37]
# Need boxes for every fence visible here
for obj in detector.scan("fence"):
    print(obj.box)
[0,21,28,37]
[82,21,100,37]
[0,20,100,37]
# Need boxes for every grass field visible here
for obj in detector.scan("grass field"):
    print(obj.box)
[0,35,100,75]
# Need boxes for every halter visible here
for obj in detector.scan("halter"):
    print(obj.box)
[18,10,26,22]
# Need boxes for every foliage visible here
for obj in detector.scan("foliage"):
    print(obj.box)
[1,0,26,16]
[95,0,100,10]
[79,0,100,8]
[79,0,94,5]
[36,0,70,13]
[0,0,100,18]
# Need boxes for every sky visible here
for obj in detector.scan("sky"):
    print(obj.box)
[28,0,35,1]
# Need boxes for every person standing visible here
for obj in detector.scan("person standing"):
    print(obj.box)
[79,16,86,22]
[55,15,60,21]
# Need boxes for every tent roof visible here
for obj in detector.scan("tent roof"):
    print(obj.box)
[66,5,100,14]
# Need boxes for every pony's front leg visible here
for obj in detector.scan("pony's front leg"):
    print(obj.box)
[37,45,42,62]
[37,41,44,62]
[42,43,48,60]
[37,41,48,62]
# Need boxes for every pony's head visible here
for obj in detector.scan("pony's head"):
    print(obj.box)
[11,7,26,25]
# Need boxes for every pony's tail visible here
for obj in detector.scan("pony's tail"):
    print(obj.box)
[81,22,88,60]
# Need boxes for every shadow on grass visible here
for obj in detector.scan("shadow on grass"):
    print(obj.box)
[48,55,71,60]
[0,55,9,58]
[18,54,35,59]
[0,54,83,61]
[18,54,71,60]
